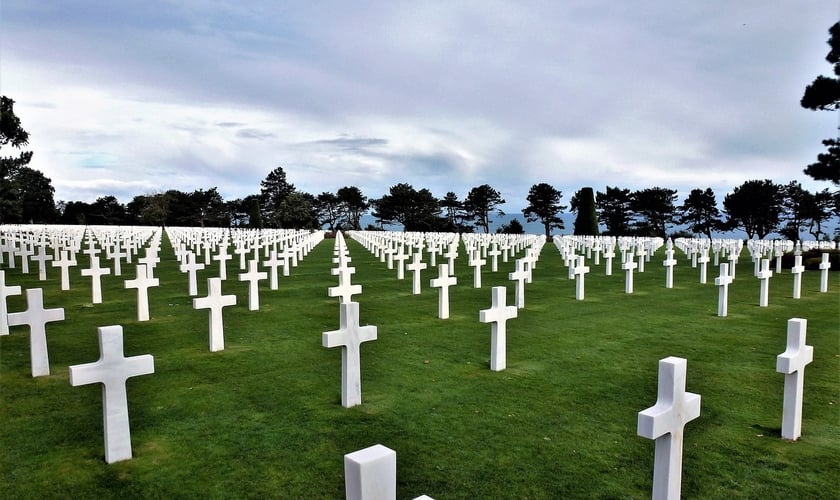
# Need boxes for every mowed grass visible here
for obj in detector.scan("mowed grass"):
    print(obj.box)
[0,232,837,499]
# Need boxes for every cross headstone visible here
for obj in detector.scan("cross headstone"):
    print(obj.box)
[392,248,408,280]
[322,301,377,408]
[479,286,517,371]
[430,264,457,319]
[239,260,268,311]
[622,257,638,294]
[0,270,22,336]
[81,256,112,304]
[757,258,773,307]
[775,318,813,441]
[637,356,701,500]
[790,255,805,299]
[213,245,233,280]
[7,288,65,377]
[470,254,486,288]
[714,263,733,317]
[818,252,831,293]
[180,252,205,296]
[328,266,362,304]
[697,252,709,285]
[508,259,528,309]
[31,245,53,281]
[573,256,590,300]
[603,247,615,276]
[263,249,282,290]
[406,252,427,295]
[124,264,159,321]
[637,246,647,273]
[69,325,154,463]
[663,250,677,289]
[488,244,501,272]
[193,277,237,352]
[52,250,76,291]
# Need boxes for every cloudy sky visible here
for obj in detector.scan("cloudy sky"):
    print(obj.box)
[1,1,837,215]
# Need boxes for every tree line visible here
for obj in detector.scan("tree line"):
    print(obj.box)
[2,17,839,242]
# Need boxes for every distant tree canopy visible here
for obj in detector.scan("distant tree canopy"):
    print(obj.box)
[496,218,524,234]
[596,186,632,236]
[801,22,840,185]
[1,96,44,223]
[464,184,505,233]
[723,179,784,239]
[678,188,722,239]
[0,95,834,240]
[523,182,565,238]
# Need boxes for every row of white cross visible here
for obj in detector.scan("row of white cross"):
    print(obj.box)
[0,227,827,498]
[319,231,820,499]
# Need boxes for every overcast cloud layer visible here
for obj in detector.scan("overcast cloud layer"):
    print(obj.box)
[1,1,837,214]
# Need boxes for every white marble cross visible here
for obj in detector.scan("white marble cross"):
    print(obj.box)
[622,257,638,294]
[479,286,517,371]
[430,264,457,319]
[603,247,615,276]
[573,256,590,300]
[213,245,233,280]
[193,277,237,352]
[329,266,362,304]
[263,249,283,290]
[180,252,205,296]
[52,250,76,291]
[637,356,701,500]
[81,256,112,304]
[775,318,813,440]
[508,259,528,309]
[757,258,773,307]
[663,250,677,289]
[69,325,154,463]
[790,255,805,299]
[31,245,53,281]
[488,243,501,272]
[7,288,65,377]
[697,252,709,284]
[406,252,427,295]
[470,254,486,288]
[818,253,831,293]
[0,270,22,336]
[637,246,647,272]
[322,301,377,408]
[714,263,733,317]
[124,264,159,321]
[392,248,408,280]
[239,260,268,311]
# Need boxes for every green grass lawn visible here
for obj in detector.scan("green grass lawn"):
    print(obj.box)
[1,231,837,499]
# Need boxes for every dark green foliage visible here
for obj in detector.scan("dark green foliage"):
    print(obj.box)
[723,180,784,239]
[373,183,443,231]
[336,186,369,230]
[496,218,524,234]
[571,187,598,236]
[801,22,840,184]
[803,139,840,185]
[464,184,505,233]
[679,188,722,239]
[596,186,632,235]
[523,183,566,238]
[630,187,677,238]
[260,166,296,225]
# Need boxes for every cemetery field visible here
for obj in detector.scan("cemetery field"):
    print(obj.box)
[1,232,838,499]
